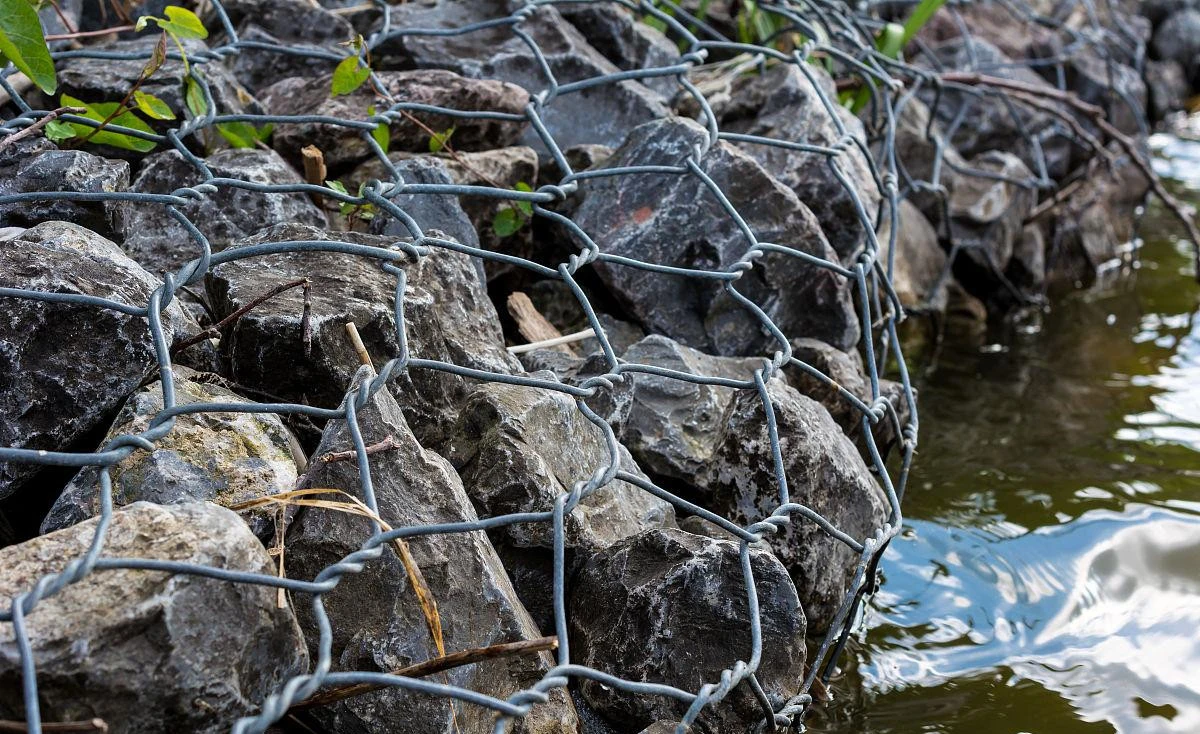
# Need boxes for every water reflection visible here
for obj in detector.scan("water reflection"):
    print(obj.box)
[818,139,1200,733]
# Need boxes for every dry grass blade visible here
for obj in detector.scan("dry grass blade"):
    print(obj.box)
[0,720,108,733]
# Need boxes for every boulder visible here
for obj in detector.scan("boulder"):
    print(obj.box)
[219,0,356,91]
[569,528,806,732]
[259,70,530,170]
[446,380,675,626]
[0,502,308,734]
[0,138,128,240]
[207,223,520,448]
[1153,9,1200,71]
[41,369,302,540]
[1146,59,1190,120]
[723,63,882,261]
[557,2,682,99]
[119,147,327,274]
[0,222,199,499]
[879,95,967,229]
[571,116,859,355]
[286,368,578,734]
[696,379,889,631]
[878,199,948,312]
[380,0,670,151]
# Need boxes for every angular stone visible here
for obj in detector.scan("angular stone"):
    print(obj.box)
[878,199,948,312]
[569,528,806,732]
[697,379,889,631]
[1146,59,1190,120]
[207,223,520,448]
[572,116,859,355]
[0,502,308,734]
[0,222,198,499]
[220,0,356,91]
[42,369,301,539]
[0,138,128,240]
[287,368,578,734]
[1153,9,1200,69]
[447,380,675,625]
[558,2,682,99]
[119,147,327,274]
[723,63,882,260]
[948,150,1036,301]
[381,0,670,151]
[878,95,967,229]
[516,350,634,433]
[259,70,530,170]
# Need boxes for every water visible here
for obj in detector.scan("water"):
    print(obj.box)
[814,136,1200,733]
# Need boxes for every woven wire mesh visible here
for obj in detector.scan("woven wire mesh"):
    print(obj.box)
[0,0,1154,732]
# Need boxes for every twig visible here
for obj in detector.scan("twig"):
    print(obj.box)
[171,277,310,355]
[290,636,559,710]
[506,292,574,356]
[507,328,596,354]
[0,106,87,152]
[44,25,134,41]
[344,322,373,369]
[0,720,108,733]
[315,435,402,465]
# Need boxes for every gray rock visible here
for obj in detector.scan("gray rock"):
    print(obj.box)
[220,0,355,91]
[208,223,520,448]
[569,528,806,733]
[948,150,1037,301]
[572,116,859,355]
[1146,59,1191,120]
[0,501,308,734]
[382,0,670,151]
[1153,9,1200,69]
[516,350,634,432]
[724,63,882,261]
[447,379,675,626]
[287,368,579,734]
[619,335,759,485]
[119,147,327,275]
[558,2,682,99]
[1045,53,1146,138]
[696,379,889,631]
[879,95,967,229]
[0,222,198,499]
[918,37,1072,179]
[0,138,128,240]
[56,37,259,127]
[878,199,948,312]
[1009,222,1047,292]
[42,370,301,539]
[259,70,530,170]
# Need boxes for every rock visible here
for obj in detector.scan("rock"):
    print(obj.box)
[1042,53,1146,138]
[41,369,301,540]
[1146,59,1190,120]
[119,147,327,275]
[0,502,308,733]
[569,528,806,732]
[619,335,759,485]
[381,0,670,151]
[723,63,882,260]
[557,2,682,99]
[947,150,1037,301]
[0,138,128,240]
[520,279,646,356]
[259,70,530,171]
[878,199,949,312]
[784,338,870,435]
[0,222,198,499]
[219,0,356,91]
[286,368,578,734]
[55,37,259,127]
[917,37,1071,180]
[207,223,520,448]
[878,95,967,229]
[353,146,539,261]
[1153,9,1200,70]
[696,379,889,632]
[1008,222,1047,292]
[516,350,634,431]
[446,379,675,626]
[572,116,859,355]
[915,0,1059,61]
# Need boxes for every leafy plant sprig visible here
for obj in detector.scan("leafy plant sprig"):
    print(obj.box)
[0,0,58,94]
[331,35,371,97]
[492,182,534,238]
[325,179,378,226]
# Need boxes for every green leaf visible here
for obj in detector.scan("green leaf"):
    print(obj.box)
[0,0,58,94]
[61,93,157,152]
[133,90,176,120]
[492,206,522,238]
[325,179,349,196]
[216,120,272,148]
[368,106,389,153]
[428,126,454,153]
[43,118,76,142]
[902,0,948,46]
[513,183,534,217]
[331,55,370,96]
[161,6,208,40]
[140,32,169,81]
[875,22,905,60]
[184,76,207,118]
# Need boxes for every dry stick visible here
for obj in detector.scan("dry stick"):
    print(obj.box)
[291,636,559,711]
[316,435,403,465]
[0,106,87,152]
[0,720,108,733]
[301,144,329,208]
[506,291,575,356]
[344,321,373,369]
[171,277,310,355]
[44,25,135,41]
[940,72,1200,278]
[506,328,596,355]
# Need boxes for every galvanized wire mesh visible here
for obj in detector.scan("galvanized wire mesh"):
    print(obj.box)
[0,0,1154,732]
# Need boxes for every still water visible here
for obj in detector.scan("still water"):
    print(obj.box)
[816,136,1200,733]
